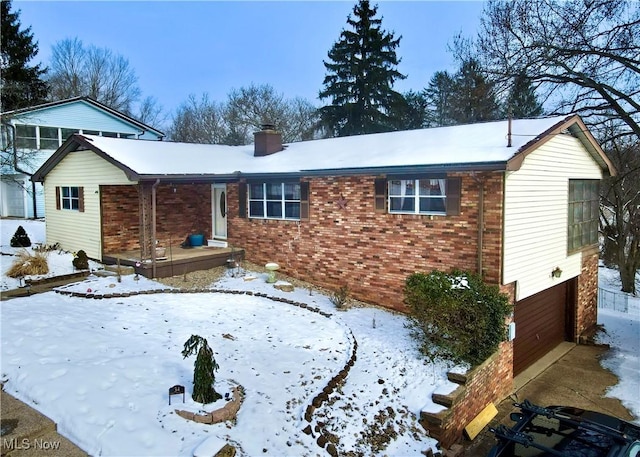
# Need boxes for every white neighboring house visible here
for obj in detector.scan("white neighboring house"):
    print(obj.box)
[0,96,164,218]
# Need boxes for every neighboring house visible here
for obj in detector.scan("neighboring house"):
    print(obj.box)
[32,115,614,446]
[0,96,164,218]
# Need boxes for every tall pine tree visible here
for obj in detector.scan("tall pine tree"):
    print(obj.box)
[504,72,544,118]
[319,0,406,137]
[449,58,500,124]
[425,71,456,127]
[1,0,48,112]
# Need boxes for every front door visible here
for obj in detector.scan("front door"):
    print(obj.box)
[212,184,227,239]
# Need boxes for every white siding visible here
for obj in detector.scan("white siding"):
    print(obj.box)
[503,134,602,300]
[43,150,133,259]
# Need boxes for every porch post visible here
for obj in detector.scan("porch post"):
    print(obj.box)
[139,183,153,260]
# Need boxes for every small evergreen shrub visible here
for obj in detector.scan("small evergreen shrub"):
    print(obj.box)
[10,226,31,247]
[7,250,49,277]
[181,335,222,404]
[329,285,350,309]
[404,269,512,366]
[72,250,89,270]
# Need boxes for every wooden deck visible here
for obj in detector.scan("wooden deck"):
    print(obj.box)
[102,245,244,279]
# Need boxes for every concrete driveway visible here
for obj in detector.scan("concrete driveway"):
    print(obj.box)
[463,343,635,456]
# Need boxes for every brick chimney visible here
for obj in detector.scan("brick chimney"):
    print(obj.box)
[254,123,283,157]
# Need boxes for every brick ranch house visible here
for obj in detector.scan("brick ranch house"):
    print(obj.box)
[32,115,614,447]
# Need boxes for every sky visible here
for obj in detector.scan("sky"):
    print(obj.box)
[14,1,486,120]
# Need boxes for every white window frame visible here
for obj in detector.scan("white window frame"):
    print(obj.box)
[248,182,301,220]
[388,178,447,215]
[60,186,80,211]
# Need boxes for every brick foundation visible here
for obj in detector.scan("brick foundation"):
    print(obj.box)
[421,342,513,449]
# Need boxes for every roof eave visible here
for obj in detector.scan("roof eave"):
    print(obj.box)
[32,134,141,182]
[506,114,616,175]
[134,161,509,183]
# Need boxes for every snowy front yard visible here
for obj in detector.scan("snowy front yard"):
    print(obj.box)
[1,219,638,456]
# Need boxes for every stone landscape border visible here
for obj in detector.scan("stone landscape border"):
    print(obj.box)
[53,286,359,456]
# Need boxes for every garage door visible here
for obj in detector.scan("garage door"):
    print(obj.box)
[513,281,568,376]
[4,180,26,217]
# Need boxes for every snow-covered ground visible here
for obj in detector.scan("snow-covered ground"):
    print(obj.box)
[596,265,640,420]
[0,218,101,291]
[1,219,638,456]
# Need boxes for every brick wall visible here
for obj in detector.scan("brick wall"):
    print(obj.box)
[423,341,514,448]
[227,172,504,312]
[101,183,211,256]
[101,185,140,254]
[575,249,599,337]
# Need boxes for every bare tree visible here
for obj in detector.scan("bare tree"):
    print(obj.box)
[169,84,318,145]
[600,136,640,295]
[136,96,167,131]
[225,84,318,144]
[169,94,228,144]
[469,0,640,139]
[47,37,141,114]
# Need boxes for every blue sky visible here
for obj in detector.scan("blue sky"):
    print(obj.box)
[15,1,485,117]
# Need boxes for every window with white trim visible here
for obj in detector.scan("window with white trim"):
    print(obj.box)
[59,186,81,210]
[15,125,37,149]
[388,178,447,214]
[12,125,136,150]
[249,182,301,219]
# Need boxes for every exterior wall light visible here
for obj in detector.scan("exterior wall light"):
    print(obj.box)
[551,267,563,278]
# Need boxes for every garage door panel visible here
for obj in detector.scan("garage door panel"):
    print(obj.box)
[513,281,568,375]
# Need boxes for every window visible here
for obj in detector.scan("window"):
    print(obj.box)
[568,180,599,252]
[62,128,79,141]
[56,186,84,212]
[249,182,301,219]
[389,178,447,215]
[15,125,37,149]
[39,126,60,150]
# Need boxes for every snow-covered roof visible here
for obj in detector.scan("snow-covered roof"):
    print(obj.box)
[33,115,612,181]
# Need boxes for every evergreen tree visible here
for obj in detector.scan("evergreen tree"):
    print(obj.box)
[182,335,221,404]
[319,0,406,137]
[1,0,48,112]
[424,71,455,127]
[10,225,31,248]
[449,58,500,124]
[504,72,544,118]
[389,90,428,130]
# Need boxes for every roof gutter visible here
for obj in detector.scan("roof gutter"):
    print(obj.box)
[133,161,510,184]
[2,121,38,218]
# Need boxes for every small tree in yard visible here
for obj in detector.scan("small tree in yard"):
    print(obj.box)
[10,225,31,247]
[72,250,89,270]
[404,270,512,366]
[182,335,222,404]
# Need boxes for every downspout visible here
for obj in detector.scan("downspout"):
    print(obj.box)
[472,173,485,279]
[2,121,38,218]
[151,178,160,278]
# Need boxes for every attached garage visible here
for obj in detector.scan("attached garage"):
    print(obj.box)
[513,280,576,376]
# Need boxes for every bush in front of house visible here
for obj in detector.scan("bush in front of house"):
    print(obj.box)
[329,285,350,309]
[72,250,89,270]
[10,225,31,247]
[7,250,49,277]
[181,335,222,404]
[404,269,512,366]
